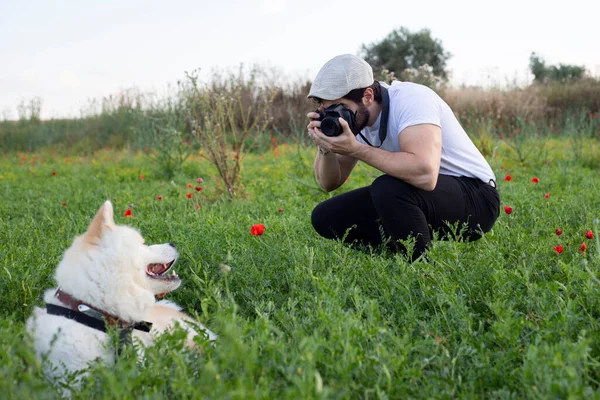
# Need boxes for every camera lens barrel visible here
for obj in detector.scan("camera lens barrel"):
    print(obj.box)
[320,117,342,137]
[318,103,354,137]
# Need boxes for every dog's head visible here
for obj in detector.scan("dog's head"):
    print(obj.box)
[54,201,182,322]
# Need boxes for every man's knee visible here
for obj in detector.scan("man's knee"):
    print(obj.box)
[369,174,415,209]
[311,202,333,239]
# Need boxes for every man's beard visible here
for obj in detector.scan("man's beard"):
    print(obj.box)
[352,102,370,134]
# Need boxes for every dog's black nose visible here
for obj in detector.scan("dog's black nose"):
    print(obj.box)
[169,242,176,248]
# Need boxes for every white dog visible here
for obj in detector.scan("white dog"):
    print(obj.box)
[26,200,216,385]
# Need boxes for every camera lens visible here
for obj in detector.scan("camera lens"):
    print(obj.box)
[320,117,341,137]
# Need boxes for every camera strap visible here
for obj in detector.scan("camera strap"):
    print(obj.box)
[357,85,389,148]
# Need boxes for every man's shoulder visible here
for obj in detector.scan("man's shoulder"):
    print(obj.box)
[386,81,443,115]
[387,81,439,98]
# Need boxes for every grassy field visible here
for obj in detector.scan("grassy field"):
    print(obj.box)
[1,138,600,399]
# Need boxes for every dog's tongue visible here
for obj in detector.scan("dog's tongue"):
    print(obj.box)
[157,293,166,298]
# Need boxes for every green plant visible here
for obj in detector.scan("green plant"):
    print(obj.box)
[501,117,549,164]
[183,69,276,197]
[134,113,196,179]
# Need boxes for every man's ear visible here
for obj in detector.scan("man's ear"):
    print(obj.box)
[83,201,115,245]
[362,88,375,106]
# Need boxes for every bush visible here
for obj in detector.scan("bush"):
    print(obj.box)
[182,68,276,197]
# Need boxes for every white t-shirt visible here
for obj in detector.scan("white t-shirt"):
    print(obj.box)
[357,81,496,183]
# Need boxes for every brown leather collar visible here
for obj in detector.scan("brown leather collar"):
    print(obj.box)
[54,288,129,327]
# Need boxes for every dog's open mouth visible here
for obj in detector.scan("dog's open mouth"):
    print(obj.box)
[146,260,179,281]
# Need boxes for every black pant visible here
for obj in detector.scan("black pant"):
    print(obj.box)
[311,174,500,260]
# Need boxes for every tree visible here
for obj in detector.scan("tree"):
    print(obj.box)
[529,52,586,84]
[360,27,451,80]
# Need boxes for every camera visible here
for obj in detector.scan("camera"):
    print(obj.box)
[317,104,356,137]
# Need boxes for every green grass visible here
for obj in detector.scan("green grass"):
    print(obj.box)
[1,139,600,399]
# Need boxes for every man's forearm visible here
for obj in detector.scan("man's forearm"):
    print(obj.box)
[314,151,342,192]
[351,145,439,191]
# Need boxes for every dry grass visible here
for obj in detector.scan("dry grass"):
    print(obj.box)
[443,86,547,123]
[1,68,599,153]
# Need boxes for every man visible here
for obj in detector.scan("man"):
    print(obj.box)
[306,54,499,260]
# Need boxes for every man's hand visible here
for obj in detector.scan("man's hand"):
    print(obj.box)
[306,111,359,192]
[306,115,360,156]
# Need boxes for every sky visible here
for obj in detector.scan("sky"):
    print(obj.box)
[1,0,599,119]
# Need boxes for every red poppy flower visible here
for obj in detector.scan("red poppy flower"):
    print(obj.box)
[553,245,563,254]
[504,174,512,182]
[144,147,149,152]
[555,229,563,236]
[195,186,203,191]
[195,204,200,210]
[544,193,550,199]
[61,202,68,207]
[52,171,56,176]
[124,209,133,218]
[579,242,587,253]
[585,230,594,239]
[531,177,540,183]
[156,196,162,200]
[140,175,145,181]
[504,206,513,215]
[278,207,283,213]
[186,193,192,199]
[187,183,192,188]
[250,223,265,236]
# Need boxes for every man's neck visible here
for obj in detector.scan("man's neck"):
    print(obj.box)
[366,102,382,127]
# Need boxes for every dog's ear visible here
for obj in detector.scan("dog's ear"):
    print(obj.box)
[84,201,115,245]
